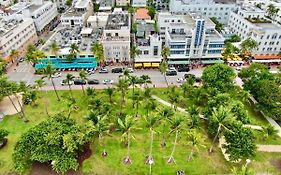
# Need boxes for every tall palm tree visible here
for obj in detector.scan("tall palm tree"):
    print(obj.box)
[105,87,114,104]
[167,115,184,164]
[240,38,258,60]
[187,130,205,161]
[65,73,75,98]
[209,106,234,153]
[143,88,157,117]
[188,105,200,129]
[50,41,59,56]
[9,49,19,64]
[140,75,151,88]
[130,45,140,67]
[239,90,251,105]
[91,42,104,67]
[161,45,170,62]
[117,115,137,165]
[157,107,174,147]
[159,61,168,87]
[143,114,159,174]
[167,86,179,111]
[34,78,49,116]
[261,125,278,140]
[88,98,103,115]
[128,75,139,108]
[181,81,194,98]
[116,78,129,114]
[132,89,143,116]
[70,43,80,57]
[93,115,110,157]
[78,70,87,95]
[44,64,60,101]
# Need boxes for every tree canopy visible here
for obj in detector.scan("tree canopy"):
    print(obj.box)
[12,114,95,174]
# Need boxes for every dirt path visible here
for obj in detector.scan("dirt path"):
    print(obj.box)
[0,94,22,115]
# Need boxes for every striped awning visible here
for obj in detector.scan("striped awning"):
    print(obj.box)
[143,62,151,67]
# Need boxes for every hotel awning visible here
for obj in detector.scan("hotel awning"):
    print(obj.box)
[252,59,281,63]
[168,60,191,65]
[151,63,160,67]
[143,62,151,67]
[134,63,142,67]
[254,55,281,60]
[201,60,224,64]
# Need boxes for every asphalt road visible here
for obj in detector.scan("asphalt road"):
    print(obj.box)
[7,62,205,89]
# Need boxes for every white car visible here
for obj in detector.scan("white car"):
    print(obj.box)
[51,72,62,78]
[60,80,74,86]
[103,79,113,84]
[176,78,185,83]
[127,67,134,73]
[169,67,177,71]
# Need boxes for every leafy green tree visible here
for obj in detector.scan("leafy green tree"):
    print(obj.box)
[139,74,151,88]
[222,42,240,61]
[78,70,87,94]
[0,59,7,75]
[187,130,205,161]
[50,41,59,56]
[167,115,184,164]
[12,114,95,174]
[226,34,241,43]
[210,17,224,32]
[208,106,235,153]
[34,78,46,91]
[223,123,256,162]
[69,43,79,59]
[181,81,194,98]
[66,0,72,6]
[66,73,75,98]
[159,61,168,86]
[267,4,280,19]
[44,64,60,101]
[167,86,180,111]
[146,6,156,19]
[202,64,236,93]
[117,115,137,165]
[230,101,250,124]
[91,42,104,67]
[232,165,255,175]
[240,38,258,58]
[9,49,19,63]
[187,105,200,128]
[0,129,8,147]
[157,107,174,147]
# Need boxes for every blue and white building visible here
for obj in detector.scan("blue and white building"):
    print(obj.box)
[157,12,225,64]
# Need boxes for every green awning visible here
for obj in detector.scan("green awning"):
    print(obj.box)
[168,60,191,65]
[201,60,224,64]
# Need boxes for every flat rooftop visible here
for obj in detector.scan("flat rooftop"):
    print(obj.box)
[105,13,129,30]
[255,23,281,30]
[0,18,24,37]
[63,7,85,17]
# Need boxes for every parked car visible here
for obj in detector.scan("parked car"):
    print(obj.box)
[74,79,86,85]
[176,78,185,83]
[166,70,177,76]
[88,79,99,85]
[184,74,195,80]
[51,72,62,78]
[60,79,74,86]
[178,67,190,72]
[99,68,109,74]
[103,79,113,84]
[111,67,123,73]
[168,67,177,71]
[127,67,134,73]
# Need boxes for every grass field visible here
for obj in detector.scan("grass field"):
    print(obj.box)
[0,89,280,175]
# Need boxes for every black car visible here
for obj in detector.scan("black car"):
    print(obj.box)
[88,79,99,85]
[178,67,190,72]
[74,79,86,85]
[184,74,195,80]
[166,70,177,76]
[111,68,123,73]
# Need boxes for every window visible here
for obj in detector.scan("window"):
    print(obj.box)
[153,46,158,56]
[266,35,270,39]
[144,50,149,55]
[264,42,267,45]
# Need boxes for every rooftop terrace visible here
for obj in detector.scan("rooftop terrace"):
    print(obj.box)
[105,13,129,30]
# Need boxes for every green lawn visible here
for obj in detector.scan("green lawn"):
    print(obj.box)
[0,89,280,175]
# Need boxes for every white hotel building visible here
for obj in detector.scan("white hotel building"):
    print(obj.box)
[227,6,281,56]
[102,10,130,63]
[157,12,225,64]
[169,0,238,25]
[0,17,38,60]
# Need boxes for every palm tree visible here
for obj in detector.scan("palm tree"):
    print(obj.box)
[239,90,251,105]
[143,88,157,117]
[159,61,168,87]
[128,75,139,108]
[187,130,205,161]
[181,81,194,98]
[117,115,137,165]
[267,4,280,19]
[88,98,103,115]
[91,42,104,67]
[70,43,80,57]
[78,70,87,95]
[132,89,143,117]
[167,86,179,111]
[140,75,151,88]
[105,87,114,104]
[240,38,258,60]
[261,125,278,140]
[50,41,59,56]
[116,78,129,114]
[209,106,234,153]
[44,64,60,101]
[34,78,49,116]
[161,45,170,62]
[167,115,184,164]
[93,115,110,157]
[65,73,75,98]
[231,165,255,175]
[130,45,140,67]
[143,114,159,174]
[188,105,200,129]
[0,59,7,75]
[9,49,19,64]
[157,107,174,147]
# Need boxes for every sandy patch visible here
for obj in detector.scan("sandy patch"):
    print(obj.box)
[0,93,23,115]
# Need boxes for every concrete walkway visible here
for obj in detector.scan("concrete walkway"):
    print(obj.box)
[257,145,281,152]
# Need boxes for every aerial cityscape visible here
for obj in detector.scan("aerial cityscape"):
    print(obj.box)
[0,0,280,174]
